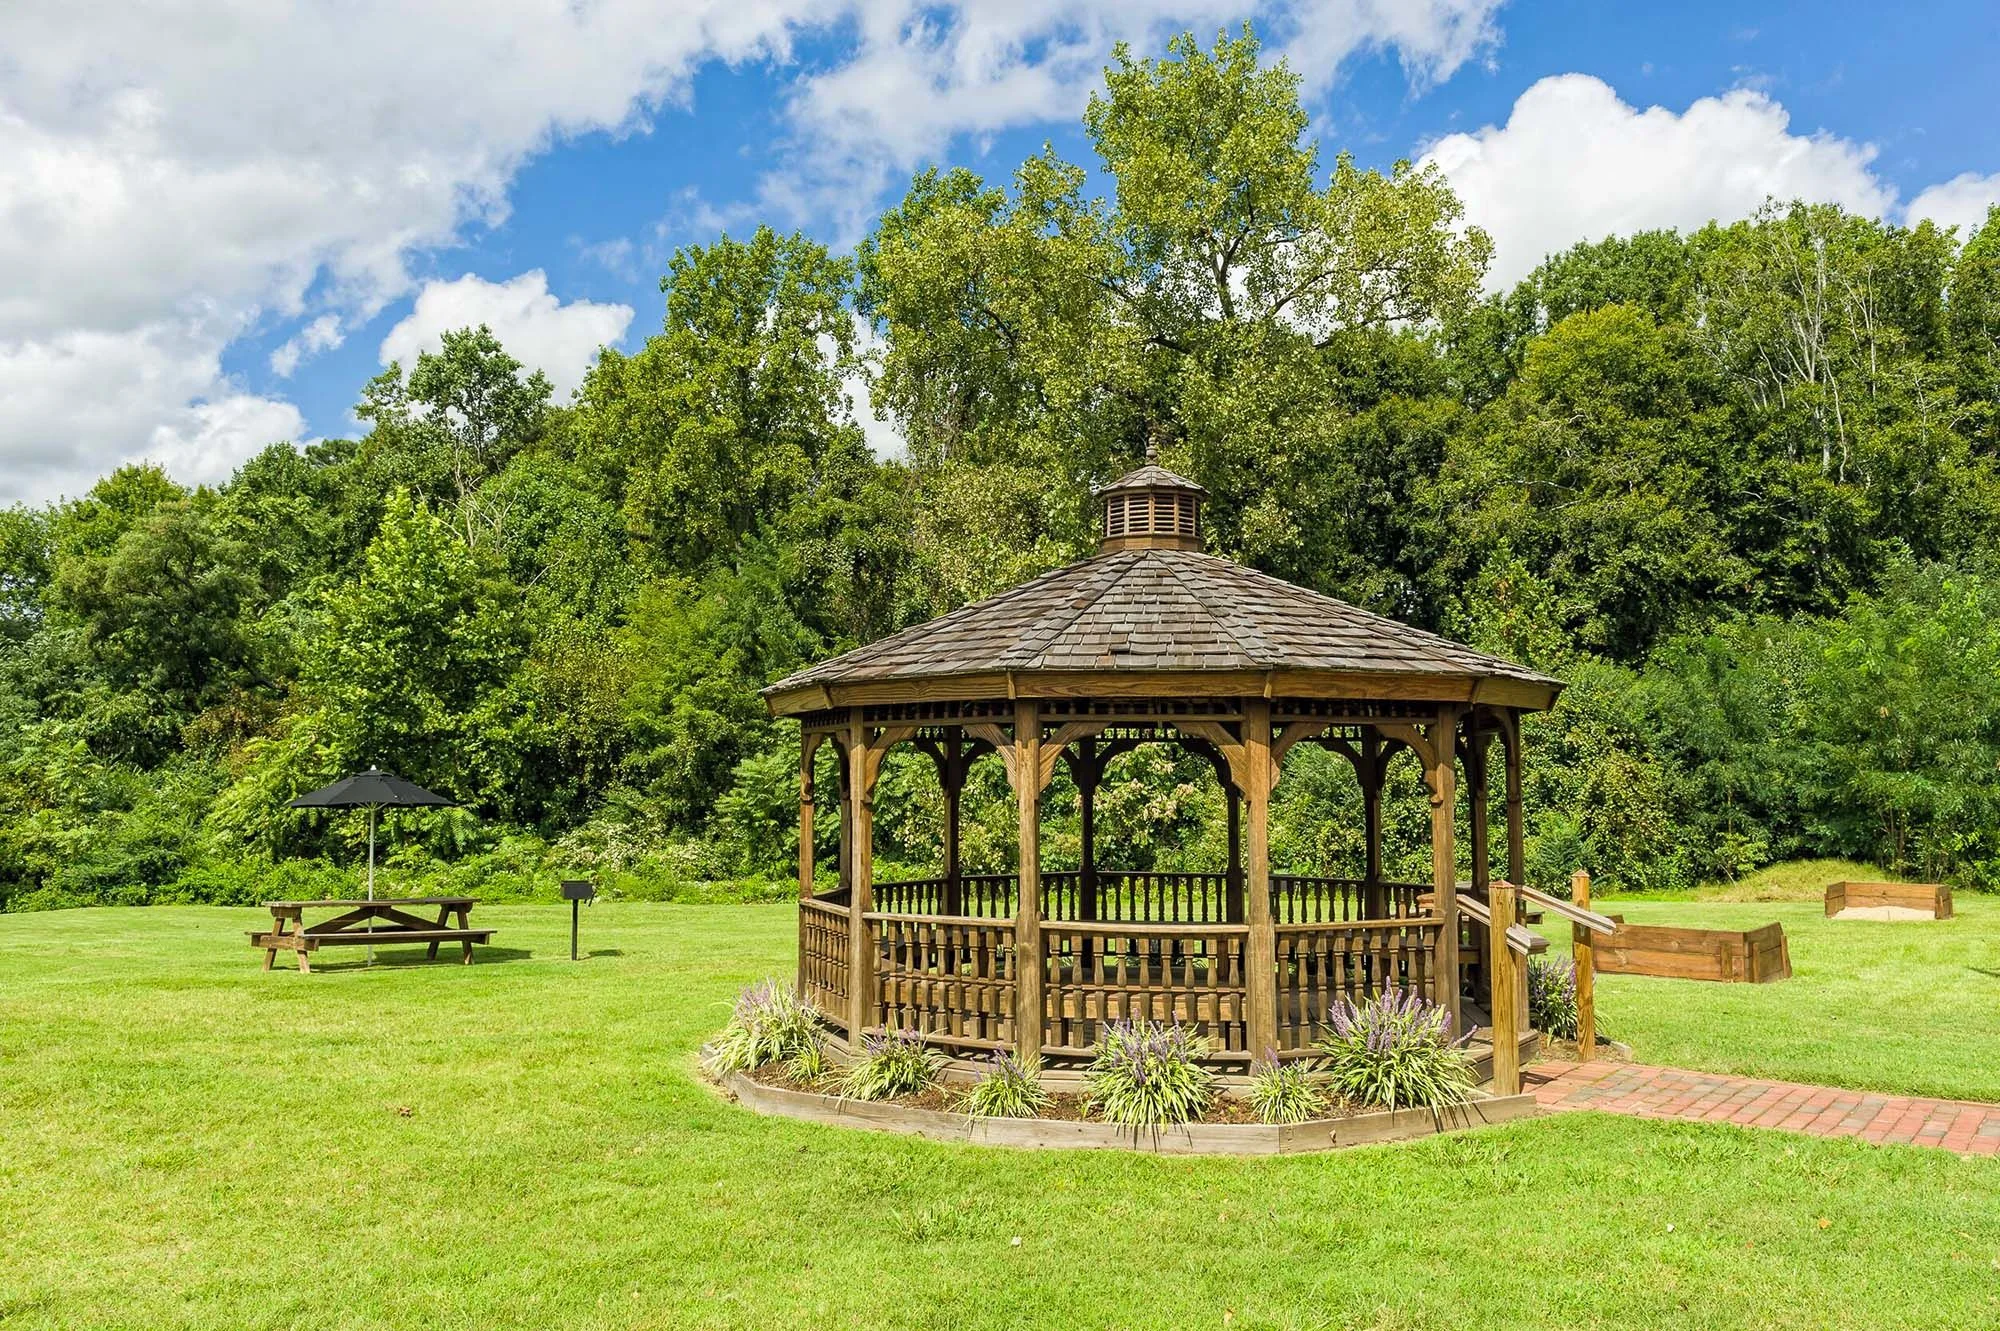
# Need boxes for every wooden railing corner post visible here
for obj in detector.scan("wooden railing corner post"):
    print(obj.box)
[1487,879,1521,1096]
[1012,700,1045,1061]
[1242,698,1278,1061]
[1571,869,1595,1058]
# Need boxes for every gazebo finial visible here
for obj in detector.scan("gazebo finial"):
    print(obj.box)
[1145,423,1162,466]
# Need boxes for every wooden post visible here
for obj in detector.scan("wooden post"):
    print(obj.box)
[797,740,815,903]
[1488,880,1521,1095]
[1225,784,1244,923]
[1077,740,1099,924]
[941,736,965,917]
[1013,701,1044,1059]
[1466,721,1491,1010]
[1243,698,1277,1059]
[1572,868,1595,1058]
[835,756,852,895]
[1467,724,1491,896]
[1075,741,1099,979]
[846,716,876,1044]
[1428,710,1461,1030]
[1503,715,1526,888]
[1360,732,1386,919]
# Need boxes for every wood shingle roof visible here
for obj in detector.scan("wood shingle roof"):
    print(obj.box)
[763,547,1560,708]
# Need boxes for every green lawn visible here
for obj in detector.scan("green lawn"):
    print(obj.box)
[1573,895,2000,1102]
[4,904,1999,1330]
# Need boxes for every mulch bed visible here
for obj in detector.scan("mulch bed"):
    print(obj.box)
[743,1064,1342,1126]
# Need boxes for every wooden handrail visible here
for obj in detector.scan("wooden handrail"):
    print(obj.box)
[862,911,1016,929]
[1516,882,1617,936]
[1455,893,1547,954]
[1274,916,1442,934]
[1044,919,1250,938]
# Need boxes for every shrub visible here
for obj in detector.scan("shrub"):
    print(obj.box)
[1083,1019,1217,1131]
[1245,1056,1328,1125]
[960,1050,1053,1119]
[703,979,826,1076]
[783,1039,833,1087]
[839,1029,944,1101]
[1315,987,1473,1111]
[1528,955,1580,1040]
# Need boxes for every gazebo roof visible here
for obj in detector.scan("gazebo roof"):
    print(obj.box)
[1091,462,1207,496]
[762,544,1562,714]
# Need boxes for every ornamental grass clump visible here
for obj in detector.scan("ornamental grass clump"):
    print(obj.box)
[839,1028,944,1101]
[1246,1055,1328,1125]
[1084,1019,1217,1132]
[1528,955,1580,1041]
[1315,986,1473,1111]
[703,979,826,1077]
[960,1049,1053,1119]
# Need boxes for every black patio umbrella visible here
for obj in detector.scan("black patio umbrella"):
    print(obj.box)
[289,767,456,903]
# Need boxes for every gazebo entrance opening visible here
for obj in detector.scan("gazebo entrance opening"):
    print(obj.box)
[769,456,1563,1077]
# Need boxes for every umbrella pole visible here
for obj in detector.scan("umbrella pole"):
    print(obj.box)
[366,805,376,966]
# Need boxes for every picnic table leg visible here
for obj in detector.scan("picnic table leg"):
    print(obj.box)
[297,938,312,974]
[427,902,448,961]
[458,904,474,964]
[263,940,276,971]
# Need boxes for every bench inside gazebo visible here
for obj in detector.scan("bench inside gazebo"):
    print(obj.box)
[764,454,1593,1093]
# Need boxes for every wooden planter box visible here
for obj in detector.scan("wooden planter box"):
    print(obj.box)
[723,1073,1540,1156]
[1826,881,1952,919]
[1594,919,1790,984]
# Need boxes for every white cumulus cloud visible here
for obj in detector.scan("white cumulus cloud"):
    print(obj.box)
[0,322,304,501]
[1424,74,1897,288]
[769,0,1505,235]
[379,272,635,399]
[0,0,1508,503]
[269,315,345,378]
[1906,171,2000,244]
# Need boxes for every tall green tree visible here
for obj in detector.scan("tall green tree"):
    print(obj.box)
[572,227,869,573]
[861,26,1490,608]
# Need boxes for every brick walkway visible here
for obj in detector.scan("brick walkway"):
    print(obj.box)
[1526,1059,2000,1156]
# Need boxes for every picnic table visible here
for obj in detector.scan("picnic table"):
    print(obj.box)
[250,897,493,973]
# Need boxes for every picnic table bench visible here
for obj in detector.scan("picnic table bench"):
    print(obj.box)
[250,897,493,973]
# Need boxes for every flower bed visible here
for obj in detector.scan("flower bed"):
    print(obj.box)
[720,1067,1539,1155]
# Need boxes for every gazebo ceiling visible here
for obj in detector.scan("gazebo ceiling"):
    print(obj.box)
[762,543,1563,715]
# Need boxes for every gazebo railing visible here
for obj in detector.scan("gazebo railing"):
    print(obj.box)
[871,911,1017,1053]
[1272,875,1429,923]
[1273,918,1441,1057]
[1041,920,1250,1062]
[798,897,850,1016]
[817,904,1444,1065]
[854,872,1427,925]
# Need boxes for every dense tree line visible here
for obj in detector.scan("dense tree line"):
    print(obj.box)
[6,27,2000,910]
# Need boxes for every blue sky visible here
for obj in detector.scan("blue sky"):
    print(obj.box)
[4,0,1998,503]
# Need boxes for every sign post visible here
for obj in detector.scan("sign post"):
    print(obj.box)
[561,880,595,960]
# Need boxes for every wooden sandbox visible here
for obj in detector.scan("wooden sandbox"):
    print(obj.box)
[1594,919,1791,984]
[1825,881,1952,919]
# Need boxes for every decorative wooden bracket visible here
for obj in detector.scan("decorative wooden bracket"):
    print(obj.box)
[960,721,1018,788]
[1374,720,1452,805]
[853,724,917,804]
[1037,721,1111,791]
[1177,719,1264,792]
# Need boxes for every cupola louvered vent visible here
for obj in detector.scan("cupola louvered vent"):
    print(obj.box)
[1093,453,1206,553]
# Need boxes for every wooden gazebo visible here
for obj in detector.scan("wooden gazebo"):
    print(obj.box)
[763,458,1566,1080]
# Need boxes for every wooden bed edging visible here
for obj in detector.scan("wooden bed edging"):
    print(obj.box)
[1595,919,1791,983]
[1826,881,1952,919]
[722,1072,1541,1155]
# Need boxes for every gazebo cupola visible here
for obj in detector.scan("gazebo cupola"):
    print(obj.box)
[1094,449,1206,553]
